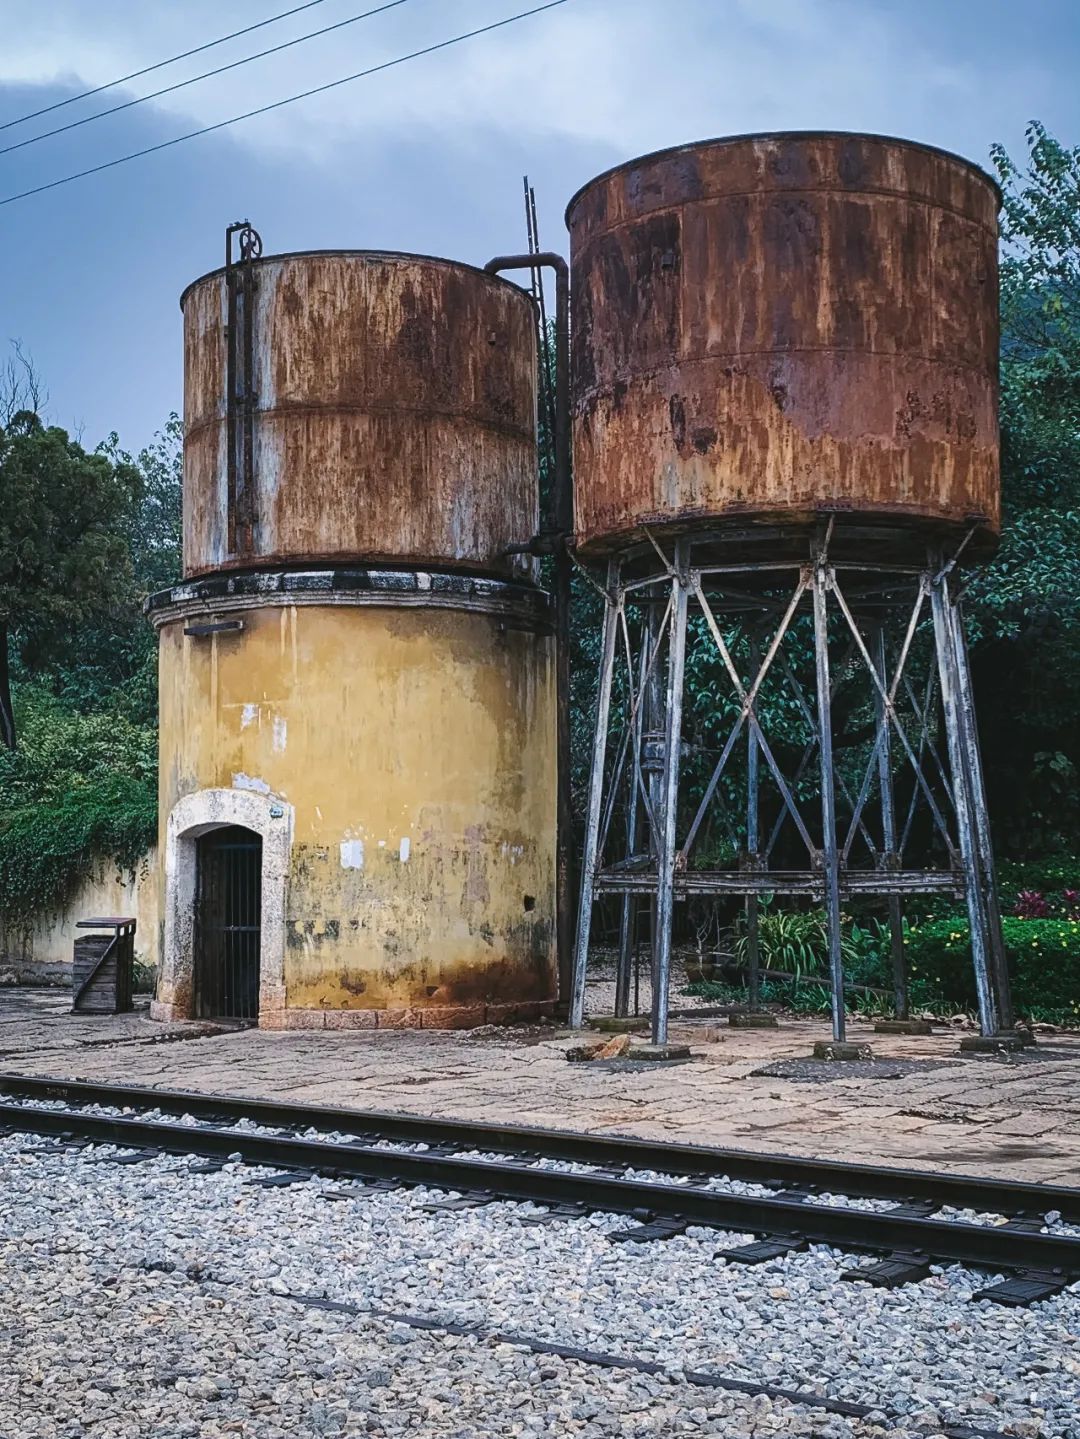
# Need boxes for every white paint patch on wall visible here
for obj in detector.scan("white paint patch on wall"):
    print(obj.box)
[241,703,259,729]
[272,715,287,753]
[340,839,365,870]
[399,837,411,863]
[233,772,271,795]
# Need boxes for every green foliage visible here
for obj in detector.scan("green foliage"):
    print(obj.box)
[0,776,156,927]
[0,411,142,681]
[964,124,1080,856]
[0,684,157,924]
[0,403,177,926]
[997,853,1080,895]
[731,904,863,982]
[46,417,182,726]
[905,914,1080,1018]
[682,976,893,1018]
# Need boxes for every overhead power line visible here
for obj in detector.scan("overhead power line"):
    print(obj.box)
[0,1,570,210]
[0,0,333,133]
[0,0,414,159]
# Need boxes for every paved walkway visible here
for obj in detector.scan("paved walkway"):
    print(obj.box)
[2,988,1079,1187]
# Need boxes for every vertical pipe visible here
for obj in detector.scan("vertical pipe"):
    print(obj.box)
[873,625,908,1020]
[813,563,846,1044]
[745,630,762,1012]
[652,541,691,1046]
[225,268,238,557]
[930,574,999,1036]
[484,253,573,1014]
[615,624,649,1017]
[239,262,257,556]
[569,560,621,1030]
[945,585,1014,1031]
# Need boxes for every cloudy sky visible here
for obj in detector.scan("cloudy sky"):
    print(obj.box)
[1,0,1078,453]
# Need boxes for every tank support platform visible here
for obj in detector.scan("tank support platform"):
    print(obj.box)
[569,523,1014,1051]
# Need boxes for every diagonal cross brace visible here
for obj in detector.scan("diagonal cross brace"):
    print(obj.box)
[688,577,818,860]
[830,574,958,863]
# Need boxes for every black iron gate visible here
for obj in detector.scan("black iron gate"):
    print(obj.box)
[195,826,262,1022]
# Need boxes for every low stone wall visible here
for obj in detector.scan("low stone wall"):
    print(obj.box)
[0,849,161,985]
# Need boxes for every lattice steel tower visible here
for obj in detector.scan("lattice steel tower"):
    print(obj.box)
[566,133,1016,1048]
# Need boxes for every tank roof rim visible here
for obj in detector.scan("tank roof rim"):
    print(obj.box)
[179,248,534,310]
[563,130,1002,226]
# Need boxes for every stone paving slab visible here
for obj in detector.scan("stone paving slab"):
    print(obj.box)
[1,987,1079,1187]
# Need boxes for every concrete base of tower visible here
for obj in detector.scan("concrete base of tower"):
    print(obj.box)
[259,1000,556,1030]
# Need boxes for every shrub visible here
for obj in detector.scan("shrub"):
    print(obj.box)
[998,855,1080,897]
[904,914,1080,1017]
[731,906,863,982]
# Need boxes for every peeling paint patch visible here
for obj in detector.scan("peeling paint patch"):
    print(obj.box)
[241,703,259,730]
[399,837,411,863]
[340,839,365,870]
[233,772,271,795]
[272,715,288,753]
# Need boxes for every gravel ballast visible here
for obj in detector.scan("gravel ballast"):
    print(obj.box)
[1,1132,1077,1438]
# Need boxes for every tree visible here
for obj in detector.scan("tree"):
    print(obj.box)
[0,408,142,748]
[965,123,1080,854]
[50,417,182,723]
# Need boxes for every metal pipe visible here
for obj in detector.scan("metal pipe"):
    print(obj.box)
[874,625,908,1020]
[484,252,574,1014]
[930,571,999,1036]
[568,560,620,1030]
[652,541,691,1045]
[813,561,846,1044]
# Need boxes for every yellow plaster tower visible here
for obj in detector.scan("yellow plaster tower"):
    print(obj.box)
[150,236,556,1029]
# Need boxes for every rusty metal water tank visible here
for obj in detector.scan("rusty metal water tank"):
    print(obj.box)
[180,251,538,578]
[567,132,1001,555]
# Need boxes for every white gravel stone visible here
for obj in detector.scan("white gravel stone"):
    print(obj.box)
[1,1130,1077,1438]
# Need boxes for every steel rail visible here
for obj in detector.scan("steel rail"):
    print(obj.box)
[2,1092,1079,1278]
[2,1073,1077,1223]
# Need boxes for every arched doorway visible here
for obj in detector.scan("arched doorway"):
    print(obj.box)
[194,826,262,1021]
[154,788,293,1027]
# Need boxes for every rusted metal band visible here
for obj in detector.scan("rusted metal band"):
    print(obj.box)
[145,566,553,631]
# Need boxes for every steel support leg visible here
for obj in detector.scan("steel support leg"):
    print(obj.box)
[651,543,691,1046]
[874,626,908,1020]
[945,585,1014,1031]
[615,626,650,1017]
[746,632,762,1012]
[930,573,999,1037]
[569,561,621,1030]
[813,563,846,1044]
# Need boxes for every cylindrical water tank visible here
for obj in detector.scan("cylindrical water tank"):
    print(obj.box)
[152,244,556,1031]
[567,132,1000,555]
[181,251,538,578]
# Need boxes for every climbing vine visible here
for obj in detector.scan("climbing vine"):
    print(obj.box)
[0,772,156,927]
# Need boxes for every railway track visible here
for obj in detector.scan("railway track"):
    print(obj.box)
[2,1073,1078,1308]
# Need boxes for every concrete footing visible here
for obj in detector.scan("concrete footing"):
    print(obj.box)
[874,1020,933,1035]
[813,1040,874,1061]
[959,1031,1032,1054]
[587,1016,648,1033]
[729,1011,779,1029]
[627,1042,693,1062]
